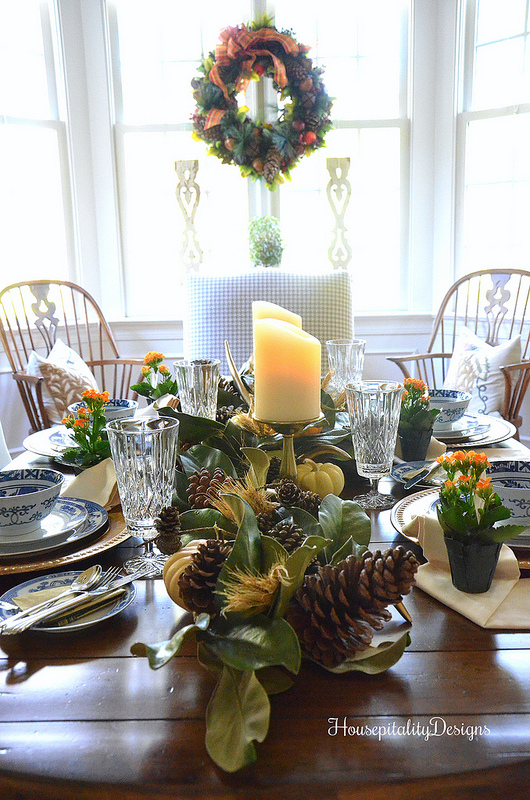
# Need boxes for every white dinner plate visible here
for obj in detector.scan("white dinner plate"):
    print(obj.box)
[0,570,135,633]
[433,414,516,447]
[391,460,446,487]
[0,499,108,558]
[390,488,530,550]
[23,426,75,458]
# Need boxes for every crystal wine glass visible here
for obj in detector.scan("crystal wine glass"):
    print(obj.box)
[106,416,180,575]
[345,380,402,511]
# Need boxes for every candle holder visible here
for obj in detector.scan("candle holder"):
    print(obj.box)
[253,415,324,480]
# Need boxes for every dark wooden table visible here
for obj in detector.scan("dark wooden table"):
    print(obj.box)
[1,459,530,800]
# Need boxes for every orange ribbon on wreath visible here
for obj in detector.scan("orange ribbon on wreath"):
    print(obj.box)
[205,25,299,129]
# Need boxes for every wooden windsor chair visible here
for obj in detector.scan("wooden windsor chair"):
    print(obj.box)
[388,269,530,435]
[0,280,144,433]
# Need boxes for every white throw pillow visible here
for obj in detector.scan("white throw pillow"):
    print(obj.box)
[26,339,99,424]
[443,326,521,416]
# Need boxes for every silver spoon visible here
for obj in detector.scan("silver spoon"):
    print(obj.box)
[0,564,102,631]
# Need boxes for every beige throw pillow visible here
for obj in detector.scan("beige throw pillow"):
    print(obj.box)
[443,327,521,416]
[26,339,99,424]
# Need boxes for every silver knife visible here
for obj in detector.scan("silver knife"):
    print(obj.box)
[403,461,441,490]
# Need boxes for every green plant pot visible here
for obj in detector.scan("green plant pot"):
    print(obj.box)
[398,427,433,462]
[443,536,502,593]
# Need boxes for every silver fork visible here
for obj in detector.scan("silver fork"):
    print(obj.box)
[4,567,148,634]
[0,566,121,633]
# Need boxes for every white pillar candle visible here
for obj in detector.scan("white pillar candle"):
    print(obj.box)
[254,318,321,422]
[252,301,302,328]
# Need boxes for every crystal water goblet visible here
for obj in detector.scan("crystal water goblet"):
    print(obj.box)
[326,339,366,401]
[345,380,402,511]
[106,416,180,575]
[174,359,220,420]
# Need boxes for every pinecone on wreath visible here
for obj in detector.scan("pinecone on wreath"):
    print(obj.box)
[178,539,232,616]
[263,147,283,183]
[154,506,182,555]
[187,467,226,509]
[286,548,419,669]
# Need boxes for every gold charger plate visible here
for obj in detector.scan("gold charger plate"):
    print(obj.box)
[0,510,129,575]
[391,489,530,570]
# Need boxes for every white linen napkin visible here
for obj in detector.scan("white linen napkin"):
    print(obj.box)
[135,395,179,417]
[403,513,530,628]
[61,458,120,510]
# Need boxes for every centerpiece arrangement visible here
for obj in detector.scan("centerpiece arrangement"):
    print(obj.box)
[436,450,525,592]
[129,350,420,773]
[191,16,333,188]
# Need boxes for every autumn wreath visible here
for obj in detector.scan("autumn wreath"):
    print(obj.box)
[191,16,333,189]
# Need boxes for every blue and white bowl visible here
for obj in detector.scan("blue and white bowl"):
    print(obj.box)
[487,460,530,522]
[429,389,472,431]
[0,469,64,536]
[67,398,138,423]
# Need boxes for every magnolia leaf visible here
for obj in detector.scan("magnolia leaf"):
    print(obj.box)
[274,536,330,618]
[318,495,370,563]
[166,411,224,444]
[255,665,295,695]
[205,666,270,772]
[215,495,262,611]
[274,507,321,538]
[131,613,210,669]
[328,535,367,565]
[260,534,289,572]
[326,631,411,675]
[197,641,224,675]
[200,615,301,674]
[242,447,270,488]
[172,471,192,511]
[320,389,336,427]
[178,508,237,537]
[180,444,238,479]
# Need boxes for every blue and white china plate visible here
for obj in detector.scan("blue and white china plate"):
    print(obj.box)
[0,569,135,633]
[23,426,75,459]
[0,499,108,558]
[392,460,445,487]
[0,498,87,547]
[391,487,530,550]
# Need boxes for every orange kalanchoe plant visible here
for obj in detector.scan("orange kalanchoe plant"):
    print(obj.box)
[61,389,111,467]
[436,450,525,544]
[399,378,440,432]
[131,352,178,401]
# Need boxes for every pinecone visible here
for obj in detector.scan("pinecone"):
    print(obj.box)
[257,509,281,533]
[193,116,223,142]
[218,377,238,395]
[357,547,419,614]
[266,456,282,485]
[276,478,302,506]
[269,521,306,553]
[304,111,322,131]
[263,147,283,183]
[244,137,262,162]
[178,539,232,615]
[301,92,316,110]
[286,549,419,669]
[154,506,182,555]
[187,467,226,509]
[216,405,239,424]
[298,489,321,518]
[284,55,309,84]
